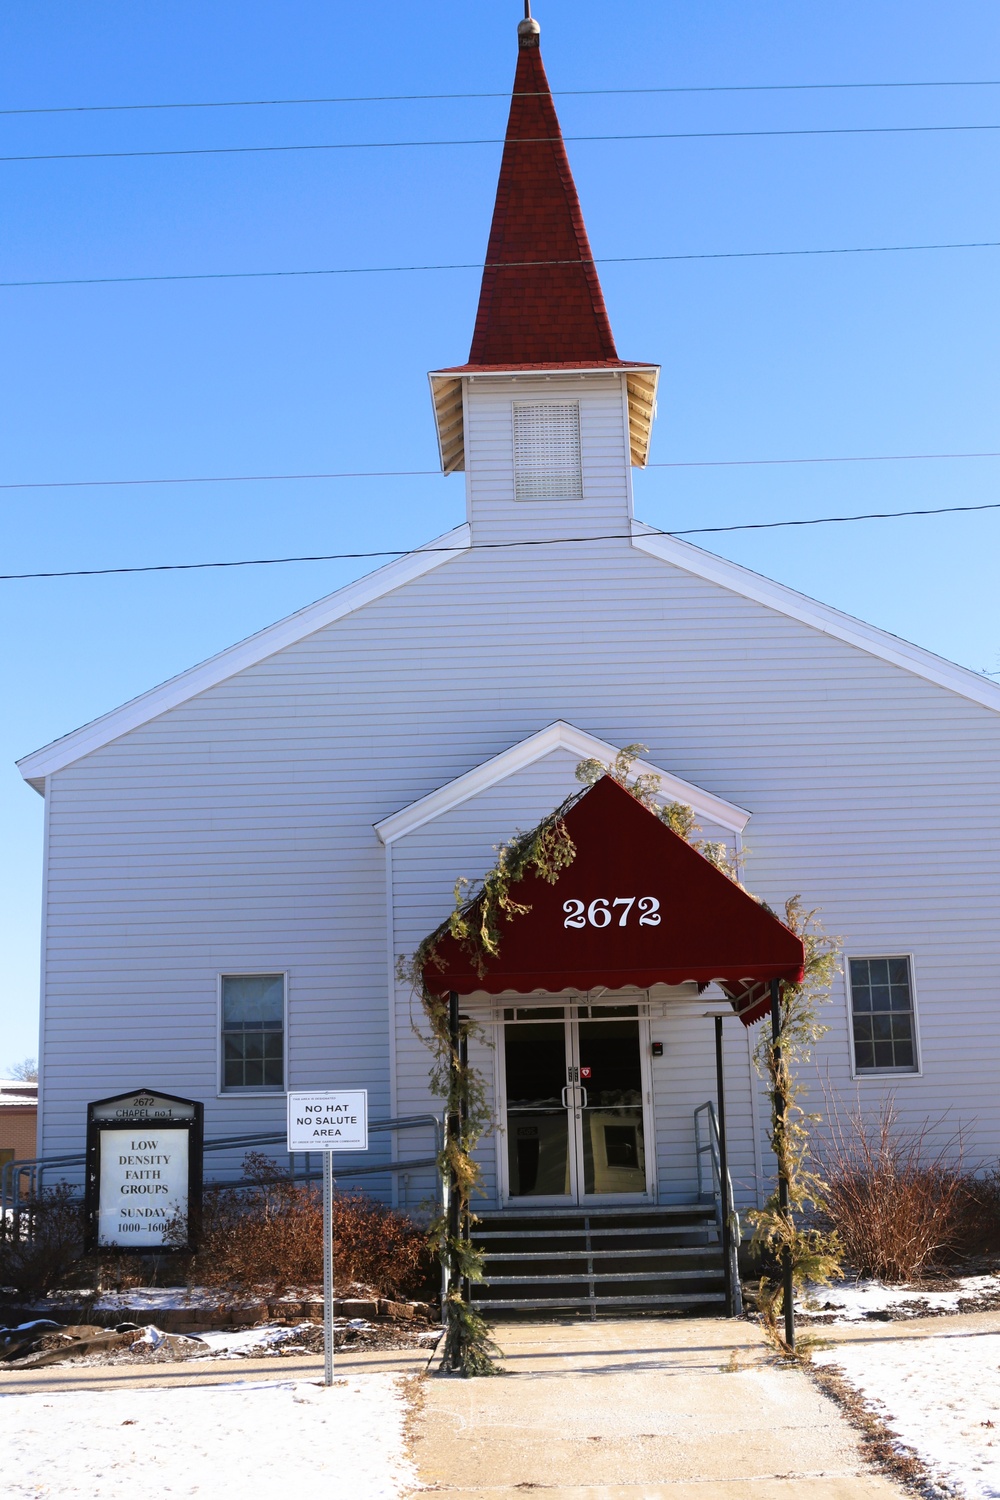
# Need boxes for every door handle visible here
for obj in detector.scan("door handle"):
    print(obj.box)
[579,1087,588,1109]
[561,1085,571,1109]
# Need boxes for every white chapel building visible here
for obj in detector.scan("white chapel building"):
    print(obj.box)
[17,18,1000,1297]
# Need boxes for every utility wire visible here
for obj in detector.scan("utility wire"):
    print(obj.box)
[5,451,998,492]
[5,239,999,290]
[4,452,999,492]
[5,500,1000,581]
[5,78,1000,116]
[4,121,1000,165]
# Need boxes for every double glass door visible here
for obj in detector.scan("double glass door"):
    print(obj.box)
[501,1005,650,1204]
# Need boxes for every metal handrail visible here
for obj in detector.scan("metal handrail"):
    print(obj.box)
[1,1113,445,1240]
[694,1100,743,1316]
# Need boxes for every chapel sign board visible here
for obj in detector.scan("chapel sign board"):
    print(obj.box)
[84,1089,203,1253]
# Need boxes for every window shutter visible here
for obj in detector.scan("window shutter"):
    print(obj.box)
[512,402,583,501]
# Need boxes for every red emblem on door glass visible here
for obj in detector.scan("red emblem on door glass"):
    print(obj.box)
[580,1066,592,1080]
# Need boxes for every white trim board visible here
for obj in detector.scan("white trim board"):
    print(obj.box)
[16,525,473,792]
[374,720,751,844]
[630,523,1000,713]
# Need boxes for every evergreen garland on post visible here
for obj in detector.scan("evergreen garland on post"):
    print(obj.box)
[749,897,843,1350]
[399,794,580,1376]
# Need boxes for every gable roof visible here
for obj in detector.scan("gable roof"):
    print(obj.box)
[16,524,471,792]
[630,523,1000,710]
[17,524,1000,793]
[374,720,751,845]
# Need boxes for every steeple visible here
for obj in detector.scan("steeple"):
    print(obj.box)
[466,11,619,367]
[429,12,658,474]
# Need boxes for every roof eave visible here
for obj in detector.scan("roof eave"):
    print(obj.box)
[428,364,660,474]
[375,719,750,845]
[16,524,473,788]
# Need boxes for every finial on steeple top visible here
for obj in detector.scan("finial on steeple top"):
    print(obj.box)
[518,3,540,48]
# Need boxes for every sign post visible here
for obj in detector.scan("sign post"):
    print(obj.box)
[286,1090,368,1385]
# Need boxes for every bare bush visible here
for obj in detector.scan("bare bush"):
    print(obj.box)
[960,1169,1000,1258]
[0,1185,84,1296]
[189,1152,434,1299]
[820,1103,980,1281]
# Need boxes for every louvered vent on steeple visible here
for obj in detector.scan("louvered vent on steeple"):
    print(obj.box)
[512,402,583,500]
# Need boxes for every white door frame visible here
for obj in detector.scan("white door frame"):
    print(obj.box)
[495,999,656,1208]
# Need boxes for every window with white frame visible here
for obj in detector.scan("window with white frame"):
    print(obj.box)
[221,974,285,1090]
[512,402,583,500]
[848,956,918,1073]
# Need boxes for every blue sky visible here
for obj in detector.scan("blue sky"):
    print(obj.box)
[2,0,998,1068]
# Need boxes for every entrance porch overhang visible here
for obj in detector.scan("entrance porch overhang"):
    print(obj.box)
[423,774,804,1025]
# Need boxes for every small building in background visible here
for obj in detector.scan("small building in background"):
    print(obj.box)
[0,1081,38,1170]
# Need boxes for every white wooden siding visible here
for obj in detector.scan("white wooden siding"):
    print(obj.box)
[463,375,632,544]
[37,529,1000,1193]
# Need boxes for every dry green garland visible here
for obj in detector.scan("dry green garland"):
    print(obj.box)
[748,898,843,1347]
[398,791,580,1374]
[400,745,841,1370]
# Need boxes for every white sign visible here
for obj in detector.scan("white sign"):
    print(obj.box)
[286,1091,368,1152]
[97,1127,189,1248]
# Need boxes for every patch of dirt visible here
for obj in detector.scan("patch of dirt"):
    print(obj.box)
[85,1322,440,1366]
[2,1316,442,1370]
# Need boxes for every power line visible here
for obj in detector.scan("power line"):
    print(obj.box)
[5,78,1000,116]
[4,451,998,492]
[5,239,999,290]
[4,121,1000,165]
[0,469,441,491]
[675,498,1000,533]
[5,499,1000,581]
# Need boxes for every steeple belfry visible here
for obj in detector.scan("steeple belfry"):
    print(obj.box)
[429,13,659,477]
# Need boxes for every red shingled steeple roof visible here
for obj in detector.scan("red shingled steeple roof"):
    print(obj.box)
[446,18,644,373]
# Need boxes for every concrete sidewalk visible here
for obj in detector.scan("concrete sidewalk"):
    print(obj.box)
[412,1318,905,1499]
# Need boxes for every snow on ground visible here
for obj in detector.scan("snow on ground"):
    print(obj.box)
[192,1319,396,1355]
[92,1286,237,1311]
[0,1373,418,1500]
[187,1322,318,1355]
[815,1331,1000,1499]
[799,1274,1000,1323]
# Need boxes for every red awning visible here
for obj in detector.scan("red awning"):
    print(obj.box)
[423,775,804,1025]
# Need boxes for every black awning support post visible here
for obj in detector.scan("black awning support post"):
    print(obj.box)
[770,977,795,1350]
[446,990,462,1370]
[713,1015,735,1317]
[459,1014,470,1298]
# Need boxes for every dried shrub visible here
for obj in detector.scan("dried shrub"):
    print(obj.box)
[331,1188,436,1298]
[0,1185,84,1296]
[189,1153,434,1299]
[86,1254,147,1292]
[954,1168,1000,1260]
[820,1102,980,1281]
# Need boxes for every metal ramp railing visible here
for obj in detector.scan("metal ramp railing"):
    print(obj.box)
[0,1113,444,1242]
[694,1100,743,1317]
